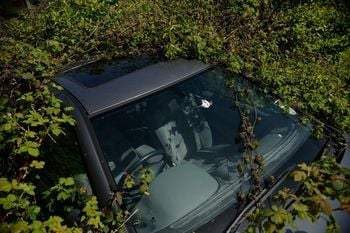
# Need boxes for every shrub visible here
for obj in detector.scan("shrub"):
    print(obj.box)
[0,0,349,232]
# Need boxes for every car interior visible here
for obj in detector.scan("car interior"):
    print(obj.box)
[92,68,311,233]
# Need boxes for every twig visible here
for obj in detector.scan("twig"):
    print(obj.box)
[47,133,57,144]
[68,23,101,59]
[25,0,33,17]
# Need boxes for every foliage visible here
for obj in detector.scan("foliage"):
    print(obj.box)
[245,157,350,233]
[219,0,350,132]
[0,0,349,232]
[226,78,265,200]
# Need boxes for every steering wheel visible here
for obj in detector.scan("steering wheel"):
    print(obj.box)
[117,149,167,191]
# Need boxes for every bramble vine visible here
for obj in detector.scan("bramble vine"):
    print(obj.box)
[244,157,350,233]
[0,0,349,232]
[226,77,349,232]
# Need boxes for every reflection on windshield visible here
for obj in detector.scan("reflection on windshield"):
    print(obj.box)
[92,68,312,233]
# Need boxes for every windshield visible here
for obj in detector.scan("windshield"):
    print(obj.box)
[92,68,323,233]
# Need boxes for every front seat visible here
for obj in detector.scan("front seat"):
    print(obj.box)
[150,92,236,178]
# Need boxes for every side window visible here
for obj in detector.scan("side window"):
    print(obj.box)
[38,127,93,197]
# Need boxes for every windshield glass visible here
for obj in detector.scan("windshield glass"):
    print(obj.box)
[92,68,323,233]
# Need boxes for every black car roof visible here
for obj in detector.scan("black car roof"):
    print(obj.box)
[55,59,211,117]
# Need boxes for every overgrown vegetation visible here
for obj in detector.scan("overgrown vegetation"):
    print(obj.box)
[245,157,350,233]
[0,0,349,232]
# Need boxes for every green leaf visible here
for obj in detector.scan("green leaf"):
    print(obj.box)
[125,175,135,189]
[64,106,74,112]
[58,177,74,186]
[292,170,307,181]
[0,197,10,210]
[326,215,340,233]
[320,199,333,216]
[11,220,29,232]
[26,131,36,138]
[18,145,29,153]
[245,225,256,233]
[271,212,283,225]
[139,183,149,193]
[50,124,63,136]
[31,220,42,230]
[0,178,12,192]
[293,202,309,219]
[21,73,34,80]
[332,180,345,191]
[28,147,39,157]
[57,192,70,201]
[263,221,277,233]
[271,205,278,212]
[2,123,12,131]
[262,209,274,217]
[7,193,17,202]
[116,192,123,205]
[30,160,45,169]
[25,94,34,102]
[293,203,308,212]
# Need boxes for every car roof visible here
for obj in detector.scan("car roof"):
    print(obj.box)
[55,59,211,117]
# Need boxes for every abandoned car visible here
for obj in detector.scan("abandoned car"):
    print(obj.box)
[48,57,349,233]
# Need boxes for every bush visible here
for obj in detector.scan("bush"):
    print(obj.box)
[0,0,349,232]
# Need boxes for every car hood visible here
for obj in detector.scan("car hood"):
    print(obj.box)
[285,135,350,233]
